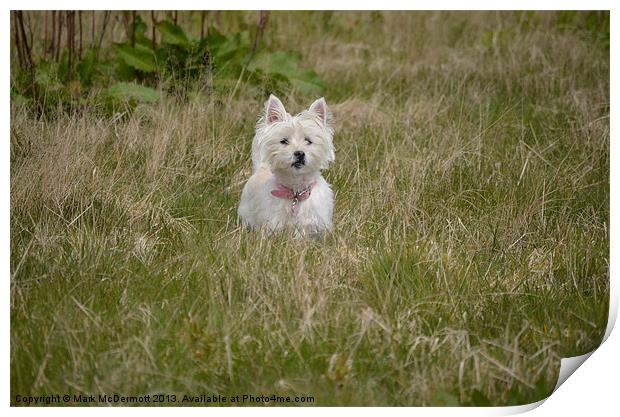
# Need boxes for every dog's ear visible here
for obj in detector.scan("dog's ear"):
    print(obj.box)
[265,94,287,124]
[308,97,331,127]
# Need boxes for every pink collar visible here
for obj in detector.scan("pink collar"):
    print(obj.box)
[271,181,316,215]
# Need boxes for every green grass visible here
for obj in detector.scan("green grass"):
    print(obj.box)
[10,11,609,406]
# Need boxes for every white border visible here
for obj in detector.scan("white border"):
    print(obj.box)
[2,1,616,11]
[3,2,617,416]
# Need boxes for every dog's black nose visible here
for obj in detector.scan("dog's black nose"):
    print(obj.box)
[294,151,305,159]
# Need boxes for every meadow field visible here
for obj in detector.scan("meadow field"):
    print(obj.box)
[10,11,609,406]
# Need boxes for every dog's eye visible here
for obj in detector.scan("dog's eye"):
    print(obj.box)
[305,137,313,144]
[280,138,289,145]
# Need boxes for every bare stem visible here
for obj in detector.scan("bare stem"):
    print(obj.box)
[15,11,36,99]
[43,11,49,60]
[131,10,136,47]
[200,11,206,40]
[50,11,56,59]
[55,11,62,62]
[91,11,95,48]
[96,11,110,59]
[253,11,269,53]
[13,11,25,70]
[67,11,74,80]
[78,11,83,59]
[151,11,157,49]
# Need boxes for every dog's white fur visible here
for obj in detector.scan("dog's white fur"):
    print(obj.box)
[238,95,335,236]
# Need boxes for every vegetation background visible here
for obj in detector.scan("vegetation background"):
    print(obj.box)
[10,11,609,406]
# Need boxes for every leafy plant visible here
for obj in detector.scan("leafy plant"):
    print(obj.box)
[248,50,326,95]
[105,82,160,103]
[114,43,157,73]
[10,11,327,114]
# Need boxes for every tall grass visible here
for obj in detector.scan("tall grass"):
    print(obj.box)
[10,11,609,406]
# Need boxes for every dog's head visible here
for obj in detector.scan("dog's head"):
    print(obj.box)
[255,95,335,177]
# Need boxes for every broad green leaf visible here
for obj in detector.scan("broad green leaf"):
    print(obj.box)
[290,77,326,95]
[106,82,160,103]
[133,15,147,37]
[289,68,326,94]
[213,32,251,62]
[206,27,227,49]
[248,52,326,94]
[114,43,157,73]
[248,51,299,77]
[239,30,251,48]
[157,20,189,47]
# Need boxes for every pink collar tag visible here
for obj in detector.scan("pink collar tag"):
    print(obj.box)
[271,181,316,215]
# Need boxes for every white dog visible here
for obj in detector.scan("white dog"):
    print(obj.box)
[238,94,335,236]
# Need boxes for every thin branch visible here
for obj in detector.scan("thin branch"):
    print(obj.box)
[213,11,221,30]
[43,11,48,59]
[16,11,36,99]
[121,11,130,42]
[55,10,63,62]
[67,11,74,80]
[25,11,34,51]
[151,11,157,48]
[253,11,269,53]
[17,11,34,69]
[50,11,56,59]
[78,11,82,59]
[13,11,25,70]
[200,11,206,40]
[96,11,110,58]
[91,11,95,48]
[131,10,136,47]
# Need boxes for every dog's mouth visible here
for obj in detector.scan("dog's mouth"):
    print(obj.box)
[291,161,305,169]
